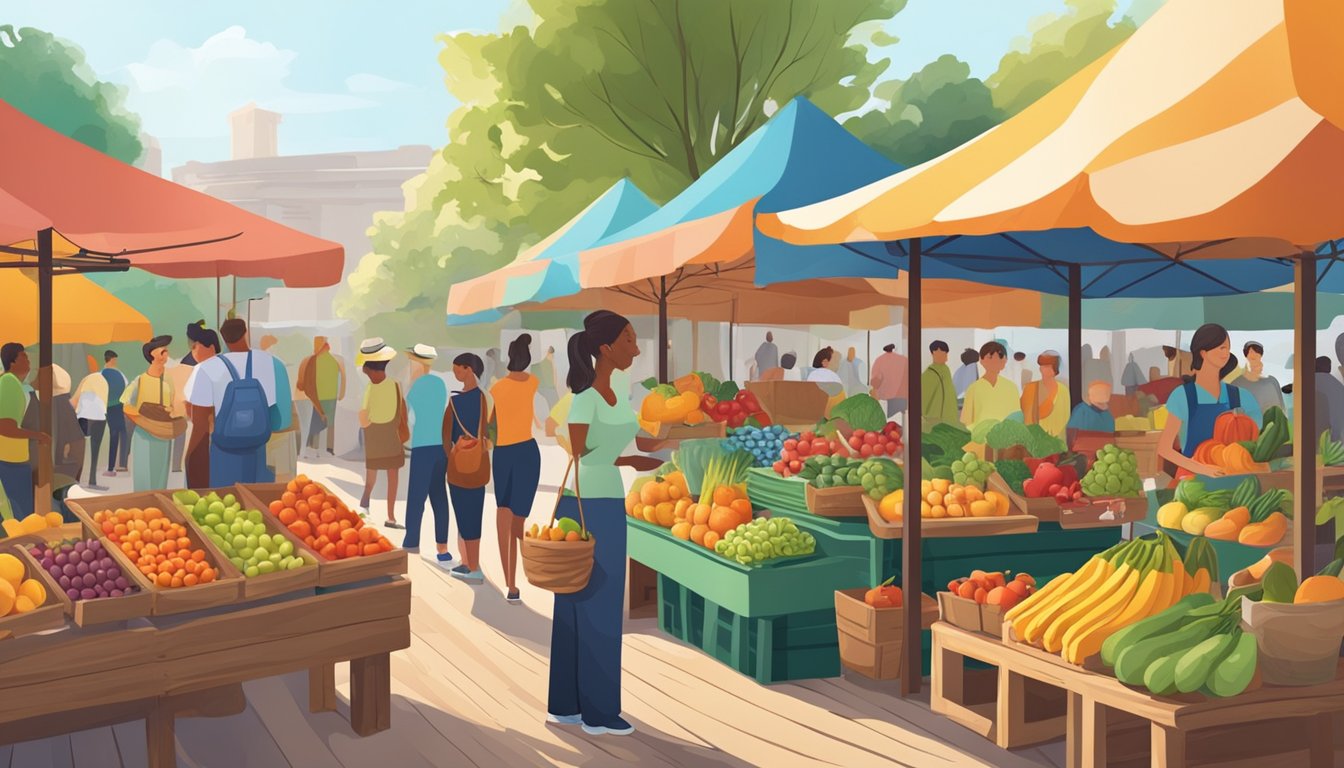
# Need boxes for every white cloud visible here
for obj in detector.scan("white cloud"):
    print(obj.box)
[124,26,376,140]
[345,73,412,94]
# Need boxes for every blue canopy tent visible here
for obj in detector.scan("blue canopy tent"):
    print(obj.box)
[527,98,902,379]
[445,179,657,326]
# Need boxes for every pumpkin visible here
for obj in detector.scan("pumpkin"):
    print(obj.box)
[1221,442,1257,473]
[1193,439,1221,465]
[1213,411,1259,445]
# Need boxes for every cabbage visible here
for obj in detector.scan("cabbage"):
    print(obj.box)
[1024,424,1066,458]
[970,419,999,445]
[985,419,1031,450]
[830,394,887,432]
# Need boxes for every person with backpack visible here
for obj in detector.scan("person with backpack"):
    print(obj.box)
[184,318,278,487]
[357,338,407,528]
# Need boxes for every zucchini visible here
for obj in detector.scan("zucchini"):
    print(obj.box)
[1173,632,1236,693]
[1114,616,1221,685]
[1143,653,1183,696]
[1101,593,1215,667]
[1207,631,1257,697]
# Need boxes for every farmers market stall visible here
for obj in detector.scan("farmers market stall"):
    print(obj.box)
[757,0,1344,699]
[0,477,408,767]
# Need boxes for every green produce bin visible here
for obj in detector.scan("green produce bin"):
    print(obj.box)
[657,573,840,684]
[1139,489,1266,578]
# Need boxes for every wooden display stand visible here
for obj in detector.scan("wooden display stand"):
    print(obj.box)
[861,494,1039,539]
[932,621,1344,767]
[0,577,411,768]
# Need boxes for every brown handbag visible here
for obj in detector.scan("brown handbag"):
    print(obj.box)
[136,375,187,440]
[447,394,490,488]
[394,383,410,444]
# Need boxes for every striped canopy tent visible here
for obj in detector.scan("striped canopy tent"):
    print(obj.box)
[758,0,1344,694]
[445,179,657,325]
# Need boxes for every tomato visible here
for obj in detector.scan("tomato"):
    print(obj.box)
[864,432,879,445]
[800,431,815,442]
[860,444,873,458]
[783,439,798,451]
[789,460,802,472]
[849,436,862,449]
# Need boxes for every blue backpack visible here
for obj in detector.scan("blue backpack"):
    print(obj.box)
[214,353,273,451]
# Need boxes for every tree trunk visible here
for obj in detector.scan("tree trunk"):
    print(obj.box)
[658,276,669,383]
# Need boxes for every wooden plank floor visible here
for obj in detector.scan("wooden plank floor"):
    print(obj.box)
[28,451,1077,767]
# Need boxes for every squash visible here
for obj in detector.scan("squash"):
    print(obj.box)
[1209,443,1227,468]
[1203,516,1241,541]
[1221,442,1256,474]
[1238,511,1289,547]
[1193,439,1221,465]
[1213,411,1259,445]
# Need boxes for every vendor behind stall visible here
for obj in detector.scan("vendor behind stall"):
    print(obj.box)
[1020,350,1069,438]
[1066,380,1116,447]
[961,341,1020,430]
[1157,324,1261,479]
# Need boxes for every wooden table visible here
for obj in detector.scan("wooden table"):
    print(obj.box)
[0,577,411,768]
[933,621,1344,767]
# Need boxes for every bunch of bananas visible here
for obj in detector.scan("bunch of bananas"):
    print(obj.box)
[1004,533,1214,665]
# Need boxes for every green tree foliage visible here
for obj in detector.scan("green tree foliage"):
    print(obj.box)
[852,0,1144,167]
[986,0,1139,118]
[0,25,142,164]
[337,0,903,343]
[845,55,1002,167]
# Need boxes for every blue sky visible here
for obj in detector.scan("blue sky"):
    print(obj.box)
[5,0,1156,174]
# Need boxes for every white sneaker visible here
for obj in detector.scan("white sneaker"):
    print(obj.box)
[546,713,582,726]
[582,717,635,736]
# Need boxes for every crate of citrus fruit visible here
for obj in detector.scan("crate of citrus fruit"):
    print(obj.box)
[67,492,242,615]
[237,476,406,588]
[0,545,65,638]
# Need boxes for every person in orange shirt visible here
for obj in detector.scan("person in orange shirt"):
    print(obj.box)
[490,334,542,604]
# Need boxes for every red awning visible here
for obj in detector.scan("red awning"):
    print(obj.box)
[0,99,343,287]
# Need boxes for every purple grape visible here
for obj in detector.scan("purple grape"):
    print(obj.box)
[54,552,68,567]
[114,576,129,590]
[95,586,108,598]
[73,540,85,552]
[84,573,98,588]
[75,562,89,576]
[57,575,70,589]
[66,588,80,601]
[109,589,123,598]
[47,566,60,579]
[95,569,107,582]
[107,566,121,581]
[79,588,96,600]
[61,563,76,578]
[100,557,113,571]
[81,549,95,563]
[89,539,103,551]
[39,557,53,570]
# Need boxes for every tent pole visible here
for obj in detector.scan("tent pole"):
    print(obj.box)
[658,277,669,382]
[729,297,736,382]
[901,237,923,698]
[867,331,872,385]
[1293,254,1318,578]
[1068,264,1083,406]
[216,276,221,329]
[35,228,53,516]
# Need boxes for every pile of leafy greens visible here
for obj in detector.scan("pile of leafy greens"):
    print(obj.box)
[830,394,887,432]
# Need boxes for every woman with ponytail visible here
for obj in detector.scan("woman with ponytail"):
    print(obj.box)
[490,334,541,604]
[548,311,660,737]
[1157,323,1261,480]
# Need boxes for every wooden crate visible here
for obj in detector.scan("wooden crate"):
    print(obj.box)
[861,495,1039,540]
[805,484,868,518]
[238,483,407,588]
[1114,430,1162,479]
[938,591,984,633]
[0,543,67,639]
[934,621,1344,766]
[168,485,319,601]
[66,492,243,615]
[835,587,937,643]
[1055,495,1147,530]
[11,519,153,627]
[636,421,726,453]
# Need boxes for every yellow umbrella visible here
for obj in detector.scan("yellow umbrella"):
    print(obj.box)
[0,270,151,346]
[757,0,1344,256]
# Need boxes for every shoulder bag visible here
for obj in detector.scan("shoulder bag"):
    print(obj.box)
[447,392,490,488]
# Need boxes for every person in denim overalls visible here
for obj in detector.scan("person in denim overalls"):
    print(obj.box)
[1157,323,1262,481]
[547,311,661,737]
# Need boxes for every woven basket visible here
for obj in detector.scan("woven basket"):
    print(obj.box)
[521,458,595,594]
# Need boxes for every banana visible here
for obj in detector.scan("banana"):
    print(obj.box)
[1042,546,1146,653]
[1065,549,1170,664]
[1004,568,1074,625]
[1059,550,1150,663]
[1019,556,1113,645]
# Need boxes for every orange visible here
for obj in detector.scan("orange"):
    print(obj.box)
[729,499,753,525]
[12,595,35,614]
[702,531,720,551]
[200,568,215,583]
[156,572,172,587]
[286,480,300,494]
[281,491,297,507]
[692,503,711,526]
[302,484,319,498]
[670,521,692,540]
[1295,576,1344,604]
[712,486,735,508]
[690,524,709,545]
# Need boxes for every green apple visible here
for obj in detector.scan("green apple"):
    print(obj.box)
[245,565,260,578]
[203,512,222,527]
[214,523,229,536]
[223,494,236,507]
[248,509,263,525]
[278,541,294,557]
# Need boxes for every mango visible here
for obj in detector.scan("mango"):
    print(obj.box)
[1156,501,1188,530]
[556,517,581,535]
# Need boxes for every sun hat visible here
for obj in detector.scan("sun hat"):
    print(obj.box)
[407,343,437,361]
[358,337,396,364]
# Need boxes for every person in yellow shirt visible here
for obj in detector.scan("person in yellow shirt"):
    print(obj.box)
[357,339,405,528]
[490,334,541,605]
[961,341,1021,430]
[0,344,47,519]
[1021,350,1070,438]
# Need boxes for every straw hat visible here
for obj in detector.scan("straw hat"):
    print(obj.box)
[358,337,396,364]
[407,343,437,362]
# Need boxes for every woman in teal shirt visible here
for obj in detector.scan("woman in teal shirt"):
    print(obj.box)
[1157,323,1261,480]
[548,310,660,737]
